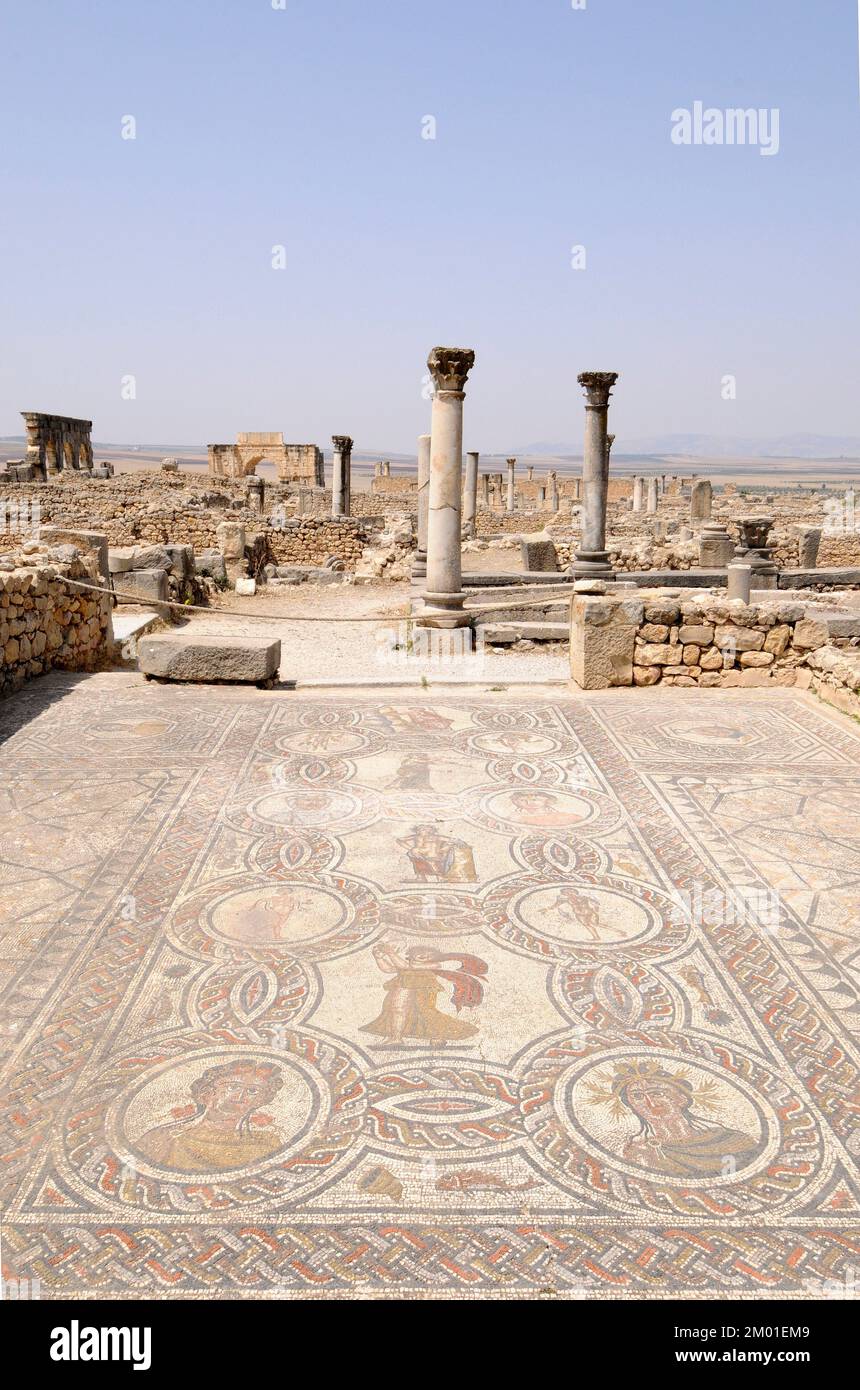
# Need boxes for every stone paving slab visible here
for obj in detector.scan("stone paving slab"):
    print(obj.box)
[1,673,859,1299]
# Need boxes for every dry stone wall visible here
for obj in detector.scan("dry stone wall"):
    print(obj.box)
[0,549,112,698]
[571,590,860,713]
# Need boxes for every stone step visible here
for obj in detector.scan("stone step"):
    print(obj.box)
[468,600,568,624]
[480,621,569,645]
[463,571,576,588]
[138,634,281,685]
[112,609,162,646]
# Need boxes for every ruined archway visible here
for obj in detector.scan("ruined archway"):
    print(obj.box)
[208,432,324,484]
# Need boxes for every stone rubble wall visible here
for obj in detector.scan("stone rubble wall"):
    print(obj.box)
[267,517,369,569]
[0,477,405,577]
[0,550,113,698]
[571,591,860,713]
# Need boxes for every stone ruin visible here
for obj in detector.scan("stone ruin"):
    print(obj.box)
[3,352,860,704]
[12,412,95,481]
[207,432,324,484]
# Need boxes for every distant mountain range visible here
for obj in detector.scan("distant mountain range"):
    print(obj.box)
[4,433,860,463]
[515,434,860,460]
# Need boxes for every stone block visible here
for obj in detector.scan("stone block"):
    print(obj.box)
[195,549,227,583]
[635,642,674,665]
[235,577,257,595]
[794,526,822,567]
[764,624,791,656]
[164,544,194,579]
[682,645,701,665]
[39,527,109,582]
[216,520,246,560]
[521,537,558,573]
[699,647,723,671]
[116,569,168,604]
[644,603,681,625]
[714,624,765,652]
[640,622,669,642]
[678,624,714,645]
[739,651,774,667]
[570,596,636,689]
[108,550,135,574]
[138,635,280,684]
[823,615,860,639]
[792,618,829,651]
[633,665,661,686]
[130,545,172,572]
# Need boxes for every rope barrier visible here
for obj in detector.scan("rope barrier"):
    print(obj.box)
[54,574,574,624]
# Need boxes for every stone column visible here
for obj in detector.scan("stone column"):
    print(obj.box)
[420,346,475,629]
[690,479,712,523]
[646,477,658,513]
[537,486,546,508]
[699,522,734,567]
[331,435,353,517]
[572,371,618,577]
[463,451,479,537]
[795,526,822,567]
[246,475,265,514]
[506,458,516,513]
[412,433,431,580]
[382,460,391,477]
[632,476,643,511]
[480,473,490,507]
[548,470,560,511]
[527,465,535,481]
[727,562,752,603]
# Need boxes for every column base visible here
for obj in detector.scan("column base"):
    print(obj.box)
[411,551,427,581]
[417,591,472,630]
[571,553,614,579]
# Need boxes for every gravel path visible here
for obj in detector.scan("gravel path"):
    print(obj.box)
[174,581,569,685]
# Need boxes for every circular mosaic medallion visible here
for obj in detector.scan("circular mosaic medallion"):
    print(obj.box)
[168,872,380,963]
[485,874,688,964]
[226,785,379,838]
[467,731,566,758]
[465,784,623,839]
[65,1031,367,1211]
[519,1034,824,1214]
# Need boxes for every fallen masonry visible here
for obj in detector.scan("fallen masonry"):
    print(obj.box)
[137,633,281,685]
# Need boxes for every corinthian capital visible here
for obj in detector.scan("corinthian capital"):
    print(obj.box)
[332,435,353,452]
[427,346,475,394]
[578,371,619,408]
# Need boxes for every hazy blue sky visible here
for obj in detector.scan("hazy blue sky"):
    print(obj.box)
[1,0,858,453]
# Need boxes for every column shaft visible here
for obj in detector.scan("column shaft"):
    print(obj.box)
[412,433,431,579]
[463,451,479,536]
[572,372,618,577]
[421,347,475,629]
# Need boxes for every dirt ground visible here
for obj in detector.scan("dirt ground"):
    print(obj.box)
[167,579,568,685]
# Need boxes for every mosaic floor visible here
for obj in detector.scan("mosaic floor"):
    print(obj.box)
[1,673,859,1299]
